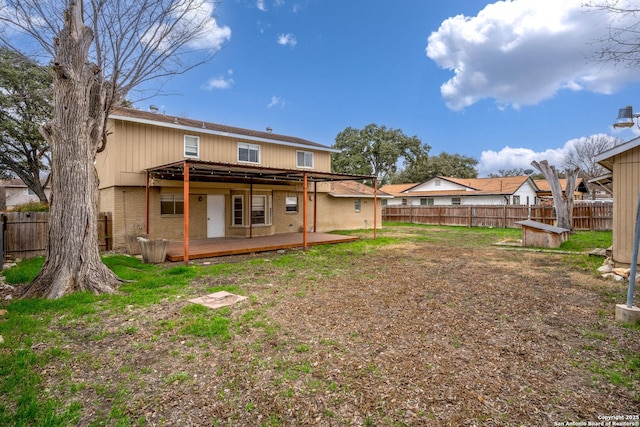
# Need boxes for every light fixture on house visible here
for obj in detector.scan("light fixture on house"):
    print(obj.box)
[613,105,639,128]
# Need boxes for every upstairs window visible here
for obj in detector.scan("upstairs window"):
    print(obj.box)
[296,151,314,168]
[161,194,184,215]
[238,142,260,164]
[184,135,199,158]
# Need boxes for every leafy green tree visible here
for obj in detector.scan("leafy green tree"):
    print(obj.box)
[332,124,429,185]
[0,47,52,202]
[391,152,477,184]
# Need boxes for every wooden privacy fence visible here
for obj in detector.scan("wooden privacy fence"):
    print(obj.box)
[383,203,613,231]
[1,212,112,260]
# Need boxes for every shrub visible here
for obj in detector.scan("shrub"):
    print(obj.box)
[9,201,49,212]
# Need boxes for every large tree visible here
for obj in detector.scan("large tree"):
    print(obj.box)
[531,160,579,231]
[0,0,230,299]
[332,124,429,185]
[391,152,477,184]
[563,134,619,199]
[0,47,52,202]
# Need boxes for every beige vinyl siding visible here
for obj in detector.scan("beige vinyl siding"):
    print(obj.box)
[612,146,640,265]
[97,119,332,188]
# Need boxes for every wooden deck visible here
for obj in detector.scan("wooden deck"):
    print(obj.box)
[165,232,359,262]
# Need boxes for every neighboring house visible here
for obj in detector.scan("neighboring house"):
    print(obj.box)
[96,107,388,248]
[0,179,51,210]
[594,136,640,266]
[534,178,590,202]
[380,176,539,206]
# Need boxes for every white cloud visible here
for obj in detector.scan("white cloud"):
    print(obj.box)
[141,1,231,52]
[182,1,231,50]
[477,143,572,177]
[203,70,234,90]
[267,95,286,108]
[257,0,267,11]
[277,33,297,47]
[427,0,640,110]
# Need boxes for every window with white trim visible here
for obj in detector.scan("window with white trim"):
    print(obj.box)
[513,195,520,205]
[451,197,461,205]
[354,199,361,212]
[285,196,298,213]
[233,195,244,226]
[252,195,267,225]
[238,142,260,163]
[296,151,314,168]
[161,194,184,215]
[184,135,199,158]
[421,198,434,206]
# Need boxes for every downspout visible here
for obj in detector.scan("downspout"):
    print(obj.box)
[183,161,190,265]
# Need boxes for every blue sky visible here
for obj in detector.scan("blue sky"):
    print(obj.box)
[135,0,640,177]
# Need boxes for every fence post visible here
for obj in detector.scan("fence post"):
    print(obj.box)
[503,205,507,228]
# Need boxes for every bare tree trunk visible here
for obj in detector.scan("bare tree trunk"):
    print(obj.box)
[531,160,579,231]
[23,0,120,299]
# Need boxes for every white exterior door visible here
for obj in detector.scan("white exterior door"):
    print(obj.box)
[207,195,225,238]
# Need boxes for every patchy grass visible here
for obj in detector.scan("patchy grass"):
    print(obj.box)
[0,225,635,426]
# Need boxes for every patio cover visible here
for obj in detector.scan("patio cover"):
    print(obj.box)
[145,160,378,264]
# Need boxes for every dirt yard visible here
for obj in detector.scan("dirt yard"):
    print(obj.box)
[3,226,639,426]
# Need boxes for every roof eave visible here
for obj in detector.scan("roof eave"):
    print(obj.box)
[109,114,340,154]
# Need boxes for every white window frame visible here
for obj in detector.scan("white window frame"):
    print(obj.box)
[238,142,260,164]
[285,196,298,213]
[184,135,200,158]
[513,195,521,205]
[451,197,461,205]
[354,198,361,212]
[296,151,314,169]
[232,195,244,226]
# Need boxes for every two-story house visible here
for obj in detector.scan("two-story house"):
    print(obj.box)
[96,107,386,250]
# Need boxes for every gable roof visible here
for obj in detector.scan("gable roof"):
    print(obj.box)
[109,107,337,153]
[441,176,531,194]
[534,178,586,193]
[388,176,534,198]
[595,135,640,171]
[378,183,419,196]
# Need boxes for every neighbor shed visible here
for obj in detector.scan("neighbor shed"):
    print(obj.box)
[515,220,570,248]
